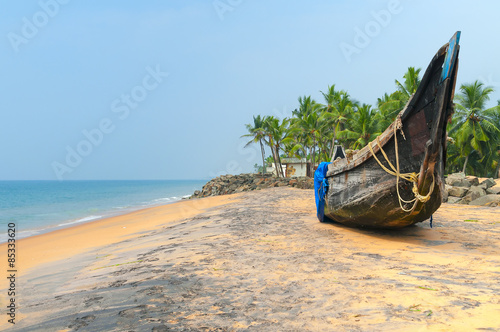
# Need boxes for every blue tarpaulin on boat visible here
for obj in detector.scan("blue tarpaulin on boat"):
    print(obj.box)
[314,162,331,222]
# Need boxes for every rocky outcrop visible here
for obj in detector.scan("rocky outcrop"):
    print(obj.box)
[191,174,314,198]
[444,173,500,207]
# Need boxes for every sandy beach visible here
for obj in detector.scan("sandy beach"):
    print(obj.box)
[1,187,499,331]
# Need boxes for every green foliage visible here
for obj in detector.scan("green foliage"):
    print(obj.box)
[242,115,268,175]
[446,81,500,177]
[243,69,500,178]
[339,104,380,150]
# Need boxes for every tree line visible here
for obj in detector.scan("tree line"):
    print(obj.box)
[243,67,500,178]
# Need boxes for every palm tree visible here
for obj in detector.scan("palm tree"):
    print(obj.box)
[375,91,405,131]
[242,115,268,175]
[291,103,330,176]
[373,67,422,133]
[450,81,500,174]
[290,96,318,173]
[482,102,500,177]
[320,85,354,159]
[339,104,380,150]
[263,116,292,178]
[395,67,421,102]
[294,95,315,118]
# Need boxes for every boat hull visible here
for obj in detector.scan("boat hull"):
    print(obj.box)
[324,33,460,228]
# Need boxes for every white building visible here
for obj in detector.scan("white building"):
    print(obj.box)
[267,158,311,177]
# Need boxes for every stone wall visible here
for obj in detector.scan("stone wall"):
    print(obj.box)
[444,173,500,207]
[191,174,314,198]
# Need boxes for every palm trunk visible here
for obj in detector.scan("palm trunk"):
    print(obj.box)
[495,156,500,179]
[329,128,337,160]
[310,140,316,177]
[259,139,266,175]
[271,145,282,178]
[305,146,311,177]
[276,145,284,178]
[267,136,279,177]
[462,154,469,174]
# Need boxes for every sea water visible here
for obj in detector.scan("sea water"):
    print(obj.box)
[0,180,206,242]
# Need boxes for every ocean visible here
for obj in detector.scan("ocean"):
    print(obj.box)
[0,180,207,243]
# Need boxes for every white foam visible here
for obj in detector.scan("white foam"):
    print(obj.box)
[58,215,103,227]
[152,197,171,203]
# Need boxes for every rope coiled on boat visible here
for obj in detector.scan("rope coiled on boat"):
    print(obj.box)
[368,115,435,213]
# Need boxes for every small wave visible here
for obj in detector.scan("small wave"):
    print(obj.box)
[152,197,172,203]
[17,229,42,238]
[0,228,49,243]
[143,196,183,206]
[0,230,43,243]
[58,215,103,227]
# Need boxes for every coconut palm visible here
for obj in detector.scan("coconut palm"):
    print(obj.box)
[289,96,320,172]
[262,116,292,178]
[242,115,268,175]
[339,104,380,150]
[375,91,405,131]
[482,104,500,177]
[450,81,500,175]
[374,68,422,132]
[395,67,421,102]
[291,102,331,175]
[319,85,354,159]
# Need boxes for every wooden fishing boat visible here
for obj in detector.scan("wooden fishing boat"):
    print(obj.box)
[317,32,460,228]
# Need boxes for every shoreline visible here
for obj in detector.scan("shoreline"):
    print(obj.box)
[0,192,235,276]
[0,195,191,245]
[1,187,499,331]
[0,179,206,244]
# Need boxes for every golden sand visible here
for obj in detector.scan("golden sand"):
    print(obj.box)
[0,188,499,331]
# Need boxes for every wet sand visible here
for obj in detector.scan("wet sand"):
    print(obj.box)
[1,187,499,331]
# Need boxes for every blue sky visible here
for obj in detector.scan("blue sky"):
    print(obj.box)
[1,0,499,180]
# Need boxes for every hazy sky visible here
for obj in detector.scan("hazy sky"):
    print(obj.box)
[1,0,499,180]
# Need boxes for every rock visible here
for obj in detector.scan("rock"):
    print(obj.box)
[447,196,462,204]
[447,186,469,198]
[479,178,497,190]
[445,172,484,188]
[446,173,466,186]
[459,186,486,204]
[294,177,314,189]
[255,178,265,186]
[469,186,487,197]
[442,186,449,202]
[486,185,500,195]
[190,174,315,198]
[465,176,480,186]
[469,194,500,207]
